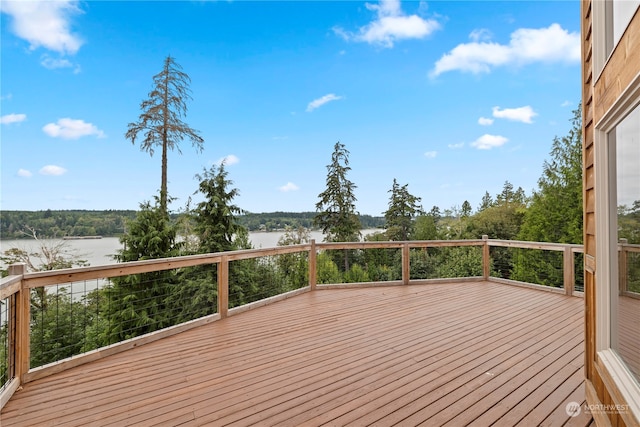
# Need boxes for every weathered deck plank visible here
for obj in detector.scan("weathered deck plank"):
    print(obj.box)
[0,281,590,426]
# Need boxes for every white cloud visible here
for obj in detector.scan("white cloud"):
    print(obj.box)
[17,169,32,177]
[43,118,105,139]
[424,151,437,158]
[0,0,83,55]
[448,142,464,149]
[1,113,26,125]
[478,117,494,126]
[41,56,73,69]
[469,29,492,42]
[333,0,440,48]
[216,154,239,166]
[431,23,580,77]
[1,93,13,101]
[279,182,300,192]
[471,134,508,150]
[40,55,80,73]
[306,94,344,112]
[39,165,67,176]
[492,105,537,124]
[561,100,572,107]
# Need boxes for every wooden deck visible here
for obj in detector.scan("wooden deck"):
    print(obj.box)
[1,281,594,426]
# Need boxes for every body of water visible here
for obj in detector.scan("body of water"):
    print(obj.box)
[1,229,381,269]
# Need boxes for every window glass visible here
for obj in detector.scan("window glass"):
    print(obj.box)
[613,0,640,46]
[612,102,640,384]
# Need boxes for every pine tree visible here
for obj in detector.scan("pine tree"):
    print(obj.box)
[314,142,361,243]
[126,55,204,214]
[384,179,423,241]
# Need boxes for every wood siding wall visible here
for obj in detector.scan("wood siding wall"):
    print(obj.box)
[582,2,640,426]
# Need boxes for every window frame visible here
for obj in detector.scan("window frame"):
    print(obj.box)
[594,73,640,420]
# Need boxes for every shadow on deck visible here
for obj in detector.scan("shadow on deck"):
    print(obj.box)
[1,281,594,426]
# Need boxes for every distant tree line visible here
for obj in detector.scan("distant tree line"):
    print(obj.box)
[0,210,385,240]
[0,210,137,239]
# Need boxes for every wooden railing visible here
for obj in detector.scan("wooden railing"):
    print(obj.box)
[619,239,640,299]
[0,237,590,409]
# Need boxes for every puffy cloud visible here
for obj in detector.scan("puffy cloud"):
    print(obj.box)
[42,118,105,139]
[561,100,572,107]
[334,0,440,48]
[1,113,26,125]
[0,0,83,55]
[306,94,344,112]
[39,165,67,176]
[478,117,494,126]
[431,23,579,77]
[492,105,537,124]
[471,134,508,150]
[279,182,300,192]
[448,142,464,149]
[424,151,437,158]
[17,169,32,177]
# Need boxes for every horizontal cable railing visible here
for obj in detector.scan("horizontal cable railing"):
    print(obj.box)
[1,237,628,410]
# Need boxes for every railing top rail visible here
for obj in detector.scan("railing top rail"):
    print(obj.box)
[488,239,583,251]
[0,274,22,300]
[619,243,640,252]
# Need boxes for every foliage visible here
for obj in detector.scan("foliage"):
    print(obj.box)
[126,55,204,213]
[384,179,423,241]
[412,215,438,241]
[436,247,483,278]
[101,197,183,343]
[276,226,310,289]
[344,264,370,283]
[0,210,137,239]
[512,107,583,287]
[30,287,97,367]
[192,163,247,254]
[518,106,583,245]
[316,252,342,284]
[314,142,362,244]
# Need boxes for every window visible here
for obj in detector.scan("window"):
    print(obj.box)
[609,103,640,384]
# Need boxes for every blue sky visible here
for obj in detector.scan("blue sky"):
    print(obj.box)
[1,0,581,216]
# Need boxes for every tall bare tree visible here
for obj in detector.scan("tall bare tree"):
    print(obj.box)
[126,55,204,214]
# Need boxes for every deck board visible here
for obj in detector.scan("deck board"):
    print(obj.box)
[0,281,591,426]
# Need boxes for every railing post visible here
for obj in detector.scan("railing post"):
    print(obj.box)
[8,263,29,382]
[402,243,410,285]
[482,235,490,281]
[218,256,229,318]
[563,246,574,296]
[619,238,628,295]
[309,239,317,291]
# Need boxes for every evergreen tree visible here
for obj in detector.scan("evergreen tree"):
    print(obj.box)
[478,191,494,212]
[513,106,583,286]
[315,142,361,242]
[192,163,246,254]
[384,179,423,241]
[104,197,182,342]
[314,142,361,270]
[126,55,204,214]
[461,200,472,218]
[518,106,583,244]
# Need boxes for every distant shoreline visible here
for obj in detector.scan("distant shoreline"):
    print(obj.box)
[62,236,103,240]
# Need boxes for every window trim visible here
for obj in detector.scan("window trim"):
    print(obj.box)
[594,72,640,421]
